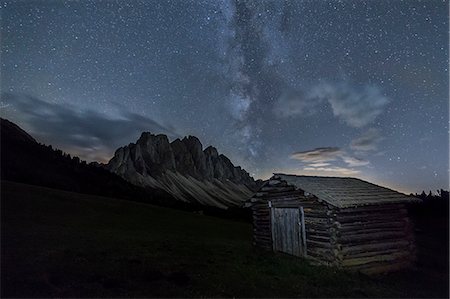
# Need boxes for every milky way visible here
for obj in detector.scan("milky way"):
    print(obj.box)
[1,0,448,193]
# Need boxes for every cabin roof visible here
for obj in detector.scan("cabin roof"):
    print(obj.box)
[271,173,419,208]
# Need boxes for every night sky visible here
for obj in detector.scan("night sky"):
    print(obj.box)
[1,0,448,194]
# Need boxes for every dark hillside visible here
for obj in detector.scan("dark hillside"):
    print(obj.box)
[0,118,174,206]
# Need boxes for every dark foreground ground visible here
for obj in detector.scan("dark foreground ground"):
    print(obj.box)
[1,181,448,298]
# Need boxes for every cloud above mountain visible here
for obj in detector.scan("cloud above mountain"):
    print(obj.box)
[1,93,178,162]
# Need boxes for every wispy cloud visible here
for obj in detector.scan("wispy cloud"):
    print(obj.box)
[291,147,342,163]
[350,128,384,152]
[291,146,369,176]
[341,155,370,167]
[303,166,361,176]
[273,90,319,118]
[1,93,178,162]
[274,82,389,128]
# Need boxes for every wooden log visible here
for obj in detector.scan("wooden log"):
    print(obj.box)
[300,203,329,208]
[338,231,407,243]
[253,217,271,222]
[253,208,270,213]
[304,221,330,228]
[254,227,270,232]
[253,213,270,217]
[254,223,270,228]
[341,251,411,267]
[305,229,330,238]
[254,225,270,230]
[254,230,271,236]
[254,222,270,227]
[308,235,335,243]
[305,217,330,224]
[338,227,406,236]
[254,233,271,239]
[253,206,270,211]
[253,213,270,218]
[306,239,332,249]
[253,220,270,224]
[254,229,271,235]
[254,221,270,226]
[336,213,409,223]
[252,212,270,218]
[254,219,271,224]
[337,204,405,214]
[338,221,406,232]
[335,209,408,219]
[304,212,330,218]
[341,240,410,255]
[342,248,411,260]
[307,246,334,255]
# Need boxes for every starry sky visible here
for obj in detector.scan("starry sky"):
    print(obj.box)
[1,0,448,194]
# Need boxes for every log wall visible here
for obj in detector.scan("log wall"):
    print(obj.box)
[332,203,416,274]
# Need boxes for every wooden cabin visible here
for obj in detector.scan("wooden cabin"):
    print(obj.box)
[246,173,420,274]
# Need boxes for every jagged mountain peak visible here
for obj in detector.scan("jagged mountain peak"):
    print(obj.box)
[106,131,256,208]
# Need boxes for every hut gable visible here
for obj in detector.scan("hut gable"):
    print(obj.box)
[248,174,419,274]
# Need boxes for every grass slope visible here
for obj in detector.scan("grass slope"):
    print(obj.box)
[1,181,447,298]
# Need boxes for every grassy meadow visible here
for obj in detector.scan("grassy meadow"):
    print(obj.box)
[1,181,448,298]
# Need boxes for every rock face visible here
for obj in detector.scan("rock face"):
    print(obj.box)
[106,132,257,209]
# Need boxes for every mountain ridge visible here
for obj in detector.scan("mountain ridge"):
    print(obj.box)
[106,131,258,208]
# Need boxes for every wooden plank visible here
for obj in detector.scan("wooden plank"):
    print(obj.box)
[296,209,300,257]
[275,208,281,252]
[287,209,294,255]
[300,206,306,257]
[293,208,298,256]
[280,208,285,253]
[293,208,299,256]
[270,201,275,252]
[287,209,292,254]
[282,209,288,254]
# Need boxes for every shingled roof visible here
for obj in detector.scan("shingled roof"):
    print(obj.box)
[273,173,419,208]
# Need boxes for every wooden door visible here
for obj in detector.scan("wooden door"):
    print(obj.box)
[271,207,306,257]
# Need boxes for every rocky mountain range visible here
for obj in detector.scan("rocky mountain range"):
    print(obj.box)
[106,132,258,209]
